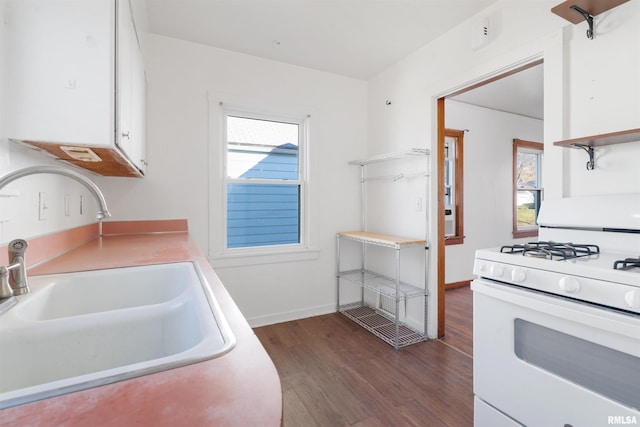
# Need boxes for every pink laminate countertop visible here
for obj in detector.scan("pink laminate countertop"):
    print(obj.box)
[0,232,282,426]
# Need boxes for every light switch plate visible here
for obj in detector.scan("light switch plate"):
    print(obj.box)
[39,192,47,221]
[64,194,71,216]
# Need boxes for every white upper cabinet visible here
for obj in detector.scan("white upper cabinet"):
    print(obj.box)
[117,0,146,173]
[6,0,146,177]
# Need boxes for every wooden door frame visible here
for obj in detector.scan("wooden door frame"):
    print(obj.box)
[436,59,544,338]
[437,98,446,337]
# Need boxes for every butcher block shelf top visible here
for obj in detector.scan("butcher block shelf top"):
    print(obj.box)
[551,0,630,24]
[338,231,426,248]
[553,128,640,148]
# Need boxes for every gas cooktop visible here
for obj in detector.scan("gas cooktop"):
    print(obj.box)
[500,241,600,261]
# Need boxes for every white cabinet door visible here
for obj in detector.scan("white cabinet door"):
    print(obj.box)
[6,0,115,146]
[6,0,145,176]
[131,38,147,173]
[116,0,146,173]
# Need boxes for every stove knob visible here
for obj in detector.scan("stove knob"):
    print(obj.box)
[511,268,527,282]
[559,277,580,293]
[624,290,640,310]
[490,265,504,278]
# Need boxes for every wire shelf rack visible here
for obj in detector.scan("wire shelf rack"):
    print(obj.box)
[340,303,427,348]
[338,269,426,299]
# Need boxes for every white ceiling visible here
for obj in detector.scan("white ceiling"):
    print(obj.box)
[145,0,497,80]
[144,0,543,119]
[450,63,544,120]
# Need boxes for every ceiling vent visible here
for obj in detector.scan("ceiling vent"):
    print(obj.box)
[471,17,490,50]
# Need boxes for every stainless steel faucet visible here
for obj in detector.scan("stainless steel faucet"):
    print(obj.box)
[0,165,111,220]
[0,239,28,298]
[0,165,111,310]
[0,239,28,314]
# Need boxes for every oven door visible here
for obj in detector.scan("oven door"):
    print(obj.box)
[472,279,640,427]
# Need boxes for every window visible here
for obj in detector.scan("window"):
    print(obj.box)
[444,129,464,245]
[224,109,306,250]
[513,139,543,238]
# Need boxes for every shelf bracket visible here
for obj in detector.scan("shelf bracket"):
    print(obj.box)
[572,143,595,170]
[570,5,594,39]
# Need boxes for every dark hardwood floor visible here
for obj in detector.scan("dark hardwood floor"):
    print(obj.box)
[254,286,474,427]
[439,286,473,357]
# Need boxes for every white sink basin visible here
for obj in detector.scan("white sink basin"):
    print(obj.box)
[15,263,192,321]
[0,262,236,409]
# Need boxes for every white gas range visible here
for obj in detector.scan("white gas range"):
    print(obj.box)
[472,194,640,427]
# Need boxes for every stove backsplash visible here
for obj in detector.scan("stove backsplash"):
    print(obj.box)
[537,194,640,232]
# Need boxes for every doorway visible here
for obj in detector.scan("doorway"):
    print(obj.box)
[436,60,544,338]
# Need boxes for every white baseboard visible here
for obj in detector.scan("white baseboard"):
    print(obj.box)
[247,303,336,328]
[247,302,427,336]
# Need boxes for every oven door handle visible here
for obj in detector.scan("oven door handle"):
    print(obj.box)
[471,279,639,339]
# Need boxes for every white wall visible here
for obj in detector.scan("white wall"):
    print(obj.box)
[444,100,543,284]
[367,0,640,337]
[93,34,367,326]
[562,0,640,195]
[0,0,7,173]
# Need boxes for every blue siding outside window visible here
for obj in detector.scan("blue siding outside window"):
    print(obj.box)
[227,183,300,248]
[225,114,303,249]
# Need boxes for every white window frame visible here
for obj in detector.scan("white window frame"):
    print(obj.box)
[208,93,318,267]
[513,139,544,239]
[223,107,307,251]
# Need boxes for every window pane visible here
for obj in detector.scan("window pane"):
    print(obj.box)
[444,137,455,207]
[516,190,540,227]
[227,183,300,248]
[516,151,540,188]
[227,116,299,179]
[444,159,452,206]
[513,139,543,236]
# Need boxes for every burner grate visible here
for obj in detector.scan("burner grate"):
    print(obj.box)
[613,257,640,270]
[500,241,600,261]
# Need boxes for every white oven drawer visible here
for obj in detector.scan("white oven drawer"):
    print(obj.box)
[475,397,523,427]
[472,279,640,427]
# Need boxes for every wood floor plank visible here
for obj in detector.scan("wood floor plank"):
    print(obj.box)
[350,417,387,427]
[288,373,349,426]
[440,286,473,356]
[395,400,449,427]
[282,388,317,427]
[254,287,473,426]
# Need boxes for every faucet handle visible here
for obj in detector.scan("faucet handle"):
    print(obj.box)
[0,266,14,299]
[7,239,29,295]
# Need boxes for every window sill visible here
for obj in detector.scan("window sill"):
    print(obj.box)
[513,229,539,239]
[445,235,464,246]
[209,247,320,268]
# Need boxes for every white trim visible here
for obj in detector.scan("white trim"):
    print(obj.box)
[208,91,317,263]
[208,247,319,269]
[245,301,335,328]
[222,108,307,251]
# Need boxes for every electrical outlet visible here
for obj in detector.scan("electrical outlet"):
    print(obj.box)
[39,192,48,221]
[415,197,423,212]
[64,194,71,216]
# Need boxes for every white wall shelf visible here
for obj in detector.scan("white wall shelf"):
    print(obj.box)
[553,128,640,170]
[348,148,429,166]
